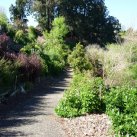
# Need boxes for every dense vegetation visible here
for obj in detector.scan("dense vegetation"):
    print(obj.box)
[0,0,136,136]
[0,11,69,100]
[55,40,137,136]
[9,0,121,45]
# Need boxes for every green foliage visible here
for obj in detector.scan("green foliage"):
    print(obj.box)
[6,24,16,39]
[9,0,30,29]
[20,17,69,76]
[40,55,49,75]
[32,0,55,31]
[28,26,38,42]
[128,64,137,80]
[68,43,92,73]
[14,30,28,45]
[42,17,70,75]
[0,11,8,32]
[55,74,105,117]
[43,16,69,43]
[105,86,137,136]
[20,43,41,55]
[28,0,121,44]
[0,59,17,88]
[0,12,16,38]
[51,17,69,41]
[43,44,67,75]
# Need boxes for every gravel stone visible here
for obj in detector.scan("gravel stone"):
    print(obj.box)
[57,114,114,137]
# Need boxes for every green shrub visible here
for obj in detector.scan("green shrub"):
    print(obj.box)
[42,17,70,75]
[68,43,92,73]
[0,11,8,32]
[55,73,105,117]
[44,47,66,75]
[28,26,38,42]
[0,59,17,89]
[14,30,28,45]
[20,42,42,55]
[105,86,137,136]
[43,16,69,44]
[40,46,66,76]
[6,24,16,39]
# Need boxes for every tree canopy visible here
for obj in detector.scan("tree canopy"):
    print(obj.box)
[9,0,121,45]
[9,0,32,29]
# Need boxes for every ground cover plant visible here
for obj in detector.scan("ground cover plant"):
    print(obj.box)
[55,73,105,117]
[105,86,137,136]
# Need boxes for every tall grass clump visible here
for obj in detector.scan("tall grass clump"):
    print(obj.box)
[86,42,137,87]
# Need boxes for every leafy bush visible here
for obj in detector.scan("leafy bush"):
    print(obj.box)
[105,86,137,136]
[55,73,105,117]
[7,24,16,39]
[28,26,38,42]
[14,30,28,45]
[0,59,17,89]
[20,42,42,55]
[0,11,8,32]
[68,43,91,73]
[43,16,69,44]
[42,17,70,75]
[40,46,66,76]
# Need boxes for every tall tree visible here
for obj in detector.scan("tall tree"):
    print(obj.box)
[32,0,57,31]
[9,0,121,45]
[57,0,121,45]
[9,0,32,29]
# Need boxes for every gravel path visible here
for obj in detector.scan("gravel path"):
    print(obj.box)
[58,114,114,137]
[0,69,72,137]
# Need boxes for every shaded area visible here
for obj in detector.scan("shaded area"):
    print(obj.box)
[0,69,72,137]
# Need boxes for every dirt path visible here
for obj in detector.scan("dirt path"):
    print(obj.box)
[0,69,72,137]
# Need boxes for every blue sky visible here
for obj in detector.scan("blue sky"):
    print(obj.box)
[0,0,137,29]
[105,0,137,30]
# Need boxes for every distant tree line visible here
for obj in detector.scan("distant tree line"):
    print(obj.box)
[9,0,121,45]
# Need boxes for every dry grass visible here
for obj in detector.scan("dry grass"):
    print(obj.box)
[86,39,137,86]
